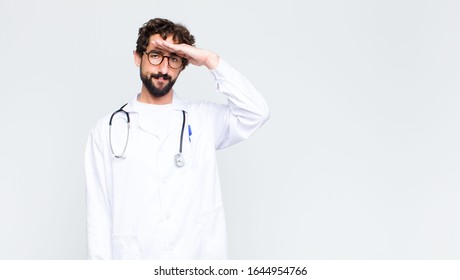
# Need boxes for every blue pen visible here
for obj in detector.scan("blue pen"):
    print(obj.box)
[188,125,192,142]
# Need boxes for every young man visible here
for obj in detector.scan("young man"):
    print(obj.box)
[85,18,269,259]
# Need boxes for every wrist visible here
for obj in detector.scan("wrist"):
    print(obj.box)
[204,52,220,69]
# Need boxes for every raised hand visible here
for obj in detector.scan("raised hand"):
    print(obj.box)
[150,39,220,70]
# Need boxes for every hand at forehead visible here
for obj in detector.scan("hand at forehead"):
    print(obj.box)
[150,38,219,69]
[150,39,184,55]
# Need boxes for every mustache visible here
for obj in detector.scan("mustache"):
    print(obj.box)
[151,73,172,80]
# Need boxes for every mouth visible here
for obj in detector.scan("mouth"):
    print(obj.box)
[155,77,168,82]
[151,73,171,81]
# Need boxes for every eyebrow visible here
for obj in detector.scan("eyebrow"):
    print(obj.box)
[146,49,162,54]
[146,49,179,56]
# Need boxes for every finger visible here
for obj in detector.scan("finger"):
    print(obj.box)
[151,40,194,59]
[149,40,175,54]
[156,40,182,52]
[149,40,167,51]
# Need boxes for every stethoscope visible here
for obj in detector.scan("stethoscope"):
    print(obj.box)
[109,103,187,167]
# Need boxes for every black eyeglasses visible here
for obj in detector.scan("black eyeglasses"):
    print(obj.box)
[143,51,184,69]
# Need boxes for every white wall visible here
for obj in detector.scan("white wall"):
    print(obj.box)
[0,0,459,259]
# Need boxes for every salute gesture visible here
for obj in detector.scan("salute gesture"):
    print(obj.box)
[150,39,220,70]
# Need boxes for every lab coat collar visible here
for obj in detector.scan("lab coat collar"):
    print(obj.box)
[123,91,188,113]
[120,92,188,138]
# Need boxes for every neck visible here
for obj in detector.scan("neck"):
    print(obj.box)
[138,88,173,105]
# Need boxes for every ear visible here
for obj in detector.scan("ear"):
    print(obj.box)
[133,50,142,67]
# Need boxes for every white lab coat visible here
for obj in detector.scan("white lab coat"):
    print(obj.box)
[85,59,269,259]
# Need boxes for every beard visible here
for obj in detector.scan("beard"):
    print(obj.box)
[140,69,177,98]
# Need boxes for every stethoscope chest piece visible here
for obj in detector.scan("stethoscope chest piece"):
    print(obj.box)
[174,153,185,167]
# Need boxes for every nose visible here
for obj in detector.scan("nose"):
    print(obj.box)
[157,57,170,75]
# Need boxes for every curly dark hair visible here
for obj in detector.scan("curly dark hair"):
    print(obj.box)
[136,18,196,69]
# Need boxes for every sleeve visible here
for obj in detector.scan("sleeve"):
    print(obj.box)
[210,59,270,150]
[85,125,112,259]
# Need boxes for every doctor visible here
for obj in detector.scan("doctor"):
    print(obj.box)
[85,18,269,259]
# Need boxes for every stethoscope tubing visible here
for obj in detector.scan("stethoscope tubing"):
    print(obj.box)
[179,110,186,154]
[108,104,187,167]
[109,104,130,159]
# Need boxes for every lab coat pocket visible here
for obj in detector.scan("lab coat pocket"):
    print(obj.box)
[111,233,140,260]
[199,206,227,259]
